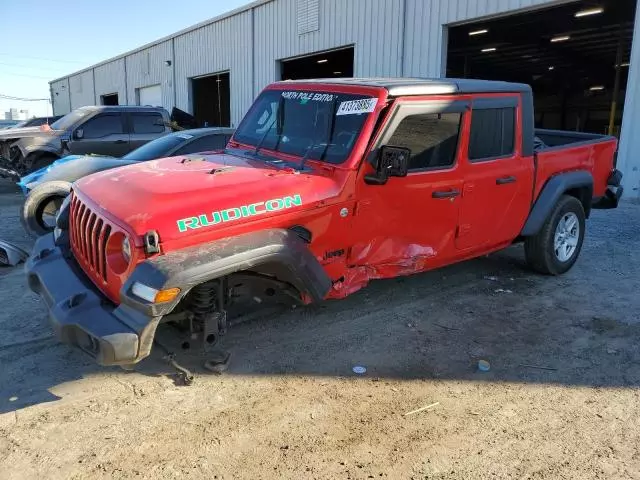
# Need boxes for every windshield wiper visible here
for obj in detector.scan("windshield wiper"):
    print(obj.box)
[254,95,284,158]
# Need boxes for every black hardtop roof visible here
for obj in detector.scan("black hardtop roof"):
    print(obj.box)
[274,77,532,96]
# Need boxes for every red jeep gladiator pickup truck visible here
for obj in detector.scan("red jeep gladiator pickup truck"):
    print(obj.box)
[26,78,622,367]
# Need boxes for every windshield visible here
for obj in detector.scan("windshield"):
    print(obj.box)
[122,133,190,161]
[232,89,377,165]
[50,109,92,131]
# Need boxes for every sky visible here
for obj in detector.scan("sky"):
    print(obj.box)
[0,0,249,118]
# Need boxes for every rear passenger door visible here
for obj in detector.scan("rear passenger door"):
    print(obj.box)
[455,95,534,250]
[129,112,167,151]
[68,113,129,156]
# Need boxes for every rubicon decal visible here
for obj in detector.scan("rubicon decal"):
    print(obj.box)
[177,195,303,232]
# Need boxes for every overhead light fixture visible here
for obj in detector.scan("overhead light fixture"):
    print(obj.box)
[551,35,570,43]
[333,71,342,75]
[548,66,555,71]
[481,47,497,53]
[469,29,488,36]
[590,85,605,91]
[317,59,328,64]
[575,7,604,17]
[620,62,630,67]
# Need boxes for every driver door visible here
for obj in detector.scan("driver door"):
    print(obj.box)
[68,113,129,156]
[350,97,470,271]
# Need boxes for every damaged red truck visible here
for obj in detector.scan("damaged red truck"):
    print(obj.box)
[26,78,623,367]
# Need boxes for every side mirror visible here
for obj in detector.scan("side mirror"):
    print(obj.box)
[364,145,410,185]
[73,128,84,140]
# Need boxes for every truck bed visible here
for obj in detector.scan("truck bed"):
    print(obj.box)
[533,129,618,200]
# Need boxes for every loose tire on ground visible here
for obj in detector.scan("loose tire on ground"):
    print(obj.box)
[20,181,72,238]
[524,194,586,275]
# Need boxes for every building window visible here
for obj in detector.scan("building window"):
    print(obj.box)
[387,113,462,170]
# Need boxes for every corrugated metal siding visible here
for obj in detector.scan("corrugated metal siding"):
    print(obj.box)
[403,0,567,77]
[51,79,71,115]
[173,10,253,127]
[125,40,174,110]
[616,2,640,198]
[253,0,404,91]
[68,71,95,110]
[93,58,126,105]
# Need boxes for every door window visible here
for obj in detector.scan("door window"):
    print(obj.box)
[174,134,228,154]
[131,113,165,134]
[468,108,516,161]
[386,113,462,170]
[81,114,124,138]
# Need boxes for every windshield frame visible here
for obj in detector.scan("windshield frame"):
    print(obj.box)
[230,84,386,170]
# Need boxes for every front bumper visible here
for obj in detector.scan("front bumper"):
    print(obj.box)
[26,234,161,365]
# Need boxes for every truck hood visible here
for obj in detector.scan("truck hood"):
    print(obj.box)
[0,126,61,141]
[75,152,345,242]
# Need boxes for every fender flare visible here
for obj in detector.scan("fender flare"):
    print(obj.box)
[520,170,593,236]
[120,228,332,315]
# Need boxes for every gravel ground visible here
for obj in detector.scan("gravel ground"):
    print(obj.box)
[0,178,639,479]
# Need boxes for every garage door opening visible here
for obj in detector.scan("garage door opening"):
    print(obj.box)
[280,46,354,80]
[191,72,230,127]
[137,84,162,107]
[100,93,119,106]
[446,0,636,136]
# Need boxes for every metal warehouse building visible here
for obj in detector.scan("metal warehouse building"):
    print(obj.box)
[50,0,640,197]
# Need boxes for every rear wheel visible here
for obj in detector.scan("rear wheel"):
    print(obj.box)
[524,195,586,275]
[20,181,72,238]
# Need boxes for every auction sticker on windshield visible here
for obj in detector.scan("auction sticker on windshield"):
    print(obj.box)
[281,91,335,102]
[336,98,377,116]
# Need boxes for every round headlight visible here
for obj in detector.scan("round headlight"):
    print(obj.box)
[122,236,131,264]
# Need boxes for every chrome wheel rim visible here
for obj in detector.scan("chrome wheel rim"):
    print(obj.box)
[554,212,579,262]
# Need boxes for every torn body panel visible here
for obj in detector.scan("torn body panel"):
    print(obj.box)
[330,238,437,298]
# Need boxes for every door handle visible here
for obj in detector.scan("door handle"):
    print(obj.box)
[113,140,127,144]
[432,189,461,199]
[496,176,516,185]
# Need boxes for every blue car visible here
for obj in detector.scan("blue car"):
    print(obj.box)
[19,127,234,237]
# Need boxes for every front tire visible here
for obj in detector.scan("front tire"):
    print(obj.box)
[20,181,72,238]
[524,195,586,275]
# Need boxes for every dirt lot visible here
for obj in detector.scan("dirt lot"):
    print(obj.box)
[0,178,639,480]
